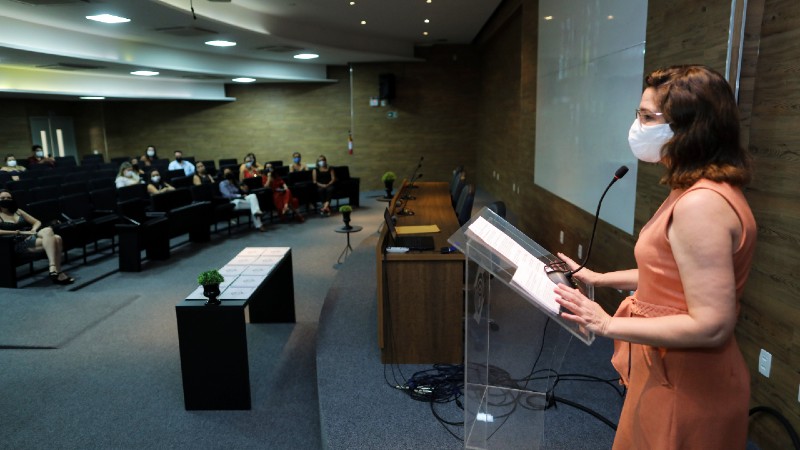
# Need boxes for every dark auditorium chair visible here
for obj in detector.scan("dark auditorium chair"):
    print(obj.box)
[451,171,466,209]
[170,175,193,189]
[287,170,315,212]
[330,165,360,207]
[166,169,186,182]
[60,181,89,196]
[55,155,77,167]
[81,154,104,165]
[116,198,170,272]
[455,183,476,226]
[0,236,48,288]
[5,178,38,192]
[218,158,238,168]
[26,198,91,263]
[190,183,244,234]
[29,185,61,202]
[117,183,149,202]
[200,160,218,177]
[59,192,119,255]
[486,201,507,219]
[0,171,11,187]
[149,189,211,243]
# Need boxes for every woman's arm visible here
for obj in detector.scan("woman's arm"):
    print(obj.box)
[329,168,336,185]
[147,184,158,195]
[556,189,741,348]
[192,174,201,186]
[557,252,638,290]
[17,209,42,233]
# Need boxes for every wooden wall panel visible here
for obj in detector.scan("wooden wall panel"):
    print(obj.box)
[743,0,800,447]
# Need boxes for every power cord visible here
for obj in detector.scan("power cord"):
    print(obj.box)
[749,406,800,450]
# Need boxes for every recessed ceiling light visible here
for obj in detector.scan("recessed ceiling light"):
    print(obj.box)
[424,19,430,24]
[80,96,106,100]
[349,1,355,4]
[205,40,237,47]
[232,77,256,83]
[423,31,429,36]
[360,20,367,25]
[607,15,614,20]
[426,0,432,3]
[86,14,130,24]
[294,53,320,60]
[131,70,159,76]
[544,16,553,20]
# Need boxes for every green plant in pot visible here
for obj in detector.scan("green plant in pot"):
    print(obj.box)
[339,205,353,230]
[197,269,225,306]
[381,171,397,199]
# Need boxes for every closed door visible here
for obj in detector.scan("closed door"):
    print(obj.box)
[29,116,78,160]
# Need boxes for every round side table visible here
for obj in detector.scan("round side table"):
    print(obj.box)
[335,225,363,264]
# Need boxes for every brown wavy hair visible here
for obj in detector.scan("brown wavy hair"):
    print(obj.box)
[646,65,751,188]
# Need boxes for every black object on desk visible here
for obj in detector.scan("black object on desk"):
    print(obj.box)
[335,225,363,264]
[175,248,296,410]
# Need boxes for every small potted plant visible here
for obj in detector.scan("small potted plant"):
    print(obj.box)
[381,171,397,199]
[339,205,353,230]
[197,269,225,306]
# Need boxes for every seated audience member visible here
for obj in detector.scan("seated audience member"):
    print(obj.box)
[192,161,215,186]
[265,163,304,223]
[239,153,264,184]
[27,145,55,167]
[0,189,74,285]
[115,162,141,188]
[141,145,159,167]
[312,154,336,216]
[289,152,307,172]
[130,157,145,176]
[1,154,26,181]
[219,168,266,232]
[168,150,195,176]
[146,169,175,195]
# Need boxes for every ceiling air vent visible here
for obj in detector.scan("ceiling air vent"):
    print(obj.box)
[155,26,219,37]
[37,62,105,71]
[257,45,305,53]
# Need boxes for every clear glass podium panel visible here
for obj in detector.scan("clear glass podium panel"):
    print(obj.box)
[449,207,595,449]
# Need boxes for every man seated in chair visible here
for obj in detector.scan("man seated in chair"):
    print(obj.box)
[168,150,195,176]
[219,168,266,232]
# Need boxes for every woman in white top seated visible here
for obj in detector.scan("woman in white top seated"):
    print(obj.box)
[115,162,141,188]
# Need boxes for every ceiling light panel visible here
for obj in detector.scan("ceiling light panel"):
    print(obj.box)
[86,14,130,24]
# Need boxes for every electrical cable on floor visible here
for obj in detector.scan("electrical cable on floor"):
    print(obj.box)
[749,406,800,450]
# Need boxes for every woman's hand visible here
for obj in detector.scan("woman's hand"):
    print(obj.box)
[554,283,612,336]
[557,252,601,286]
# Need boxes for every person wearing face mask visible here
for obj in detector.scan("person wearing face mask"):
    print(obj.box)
[312,154,336,216]
[239,153,263,183]
[146,169,175,195]
[219,168,267,232]
[168,150,195,176]
[289,152,306,172]
[115,162,141,188]
[1,154,27,181]
[27,144,55,167]
[553,65,755,450]
[0,189,74,285]
[141,145,159,167]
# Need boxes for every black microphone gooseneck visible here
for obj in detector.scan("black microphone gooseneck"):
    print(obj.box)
[408,156,424,189]
[567,165,629,278]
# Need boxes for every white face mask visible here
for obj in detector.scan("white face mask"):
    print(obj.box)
[7,160,17,167]
[35,151,44,158]
[318,160,326,167]
[151,176,161,183]
[147,149,155,157]
[628,119,673,163]
[125,170,134,178]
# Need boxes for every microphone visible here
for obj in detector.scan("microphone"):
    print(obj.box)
[408,156,424,189]
[546,165,629,288]
[403,173,423,200]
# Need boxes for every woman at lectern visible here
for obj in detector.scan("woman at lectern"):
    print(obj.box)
[554,65,755,450]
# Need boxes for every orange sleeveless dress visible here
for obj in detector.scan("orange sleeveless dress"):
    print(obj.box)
[611,179,756,450]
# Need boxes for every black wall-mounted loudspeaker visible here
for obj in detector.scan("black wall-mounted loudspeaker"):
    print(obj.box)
[379,73,396,100]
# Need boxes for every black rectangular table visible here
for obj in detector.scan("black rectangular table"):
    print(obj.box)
[175,247,296,410]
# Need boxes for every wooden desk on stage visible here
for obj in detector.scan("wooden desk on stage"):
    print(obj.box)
[376,181,464,364]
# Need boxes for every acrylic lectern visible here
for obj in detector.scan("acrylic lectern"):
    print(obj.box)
[448,207,595,449]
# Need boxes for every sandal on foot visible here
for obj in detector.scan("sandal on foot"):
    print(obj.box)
[52,272,75,285]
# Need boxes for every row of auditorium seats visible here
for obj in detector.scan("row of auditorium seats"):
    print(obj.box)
[1,155,360,288]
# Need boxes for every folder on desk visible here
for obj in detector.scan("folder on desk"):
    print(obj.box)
[395,224,440,235]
